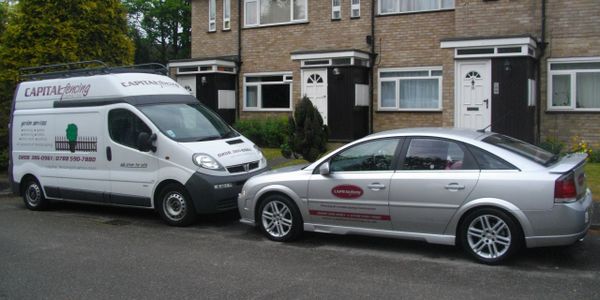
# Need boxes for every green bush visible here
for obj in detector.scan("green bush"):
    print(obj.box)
[284,96,328,162]
[233,116,289,148]
[538,138,565,155]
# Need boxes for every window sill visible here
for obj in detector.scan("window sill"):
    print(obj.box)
[377,109,443,113]
[222,28,231,32]
[243,108,293,112]
[546,109,600,114]
[377,8,454,18]
[243,20,309,30]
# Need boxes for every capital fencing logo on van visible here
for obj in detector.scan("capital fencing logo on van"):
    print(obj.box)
[55,123,98,153]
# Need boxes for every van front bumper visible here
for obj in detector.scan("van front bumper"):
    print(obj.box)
[184,168,268,214]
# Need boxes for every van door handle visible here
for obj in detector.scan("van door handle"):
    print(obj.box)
[483,99,489,109]
[106,146,112,161]
[367,183,386,191]
[445,183,465,191]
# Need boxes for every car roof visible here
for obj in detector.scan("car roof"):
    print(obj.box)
[368,127,491,141]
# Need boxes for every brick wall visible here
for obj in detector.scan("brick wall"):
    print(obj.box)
[454,0,540,38]
[373,10,455,131]
[540,0,600,146]
[191,0,239,58]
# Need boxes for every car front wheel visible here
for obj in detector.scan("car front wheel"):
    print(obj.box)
[258,194,302,242]
[459,208,522,264]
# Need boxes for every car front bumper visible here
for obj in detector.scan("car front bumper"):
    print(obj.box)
[525,188,594,248]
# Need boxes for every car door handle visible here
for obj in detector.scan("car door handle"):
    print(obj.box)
[368,183,386,191]
[445,183,465,191]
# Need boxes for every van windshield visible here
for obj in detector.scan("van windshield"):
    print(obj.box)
[139,103,237,142]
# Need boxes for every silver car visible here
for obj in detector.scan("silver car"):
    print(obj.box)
[238,128,593,264]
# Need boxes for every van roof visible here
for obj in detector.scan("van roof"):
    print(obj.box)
[14,73,190,110]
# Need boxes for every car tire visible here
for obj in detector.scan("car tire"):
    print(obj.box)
[459,208,522,265]
[22,177,50,211]
[257,194,303,242]
[157,184,197,227]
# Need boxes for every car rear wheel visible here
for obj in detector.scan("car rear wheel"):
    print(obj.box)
[459,208,522,264]
[258,194,302,242]
[157,184,197,227]
[22,178,49,211]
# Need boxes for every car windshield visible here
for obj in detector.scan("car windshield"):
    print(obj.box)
[139,102,237,142]
[483,134,555,166]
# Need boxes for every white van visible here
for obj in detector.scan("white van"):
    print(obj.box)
[8,66,267,226]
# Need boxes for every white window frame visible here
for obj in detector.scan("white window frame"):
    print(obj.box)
[548,57,600,112]
[378,0,454,15]
[378,67,443,112]
[332,0,341,20]
[351,0,360,18]
[244,0,308,28]
[243,72,294,112]
[208,0,216,32]
[223,0,231,30]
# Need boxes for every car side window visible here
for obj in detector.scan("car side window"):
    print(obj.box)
[403,138,476,170]
[467,145,515,170]
[330,139,399,172]
[108,109,151,149]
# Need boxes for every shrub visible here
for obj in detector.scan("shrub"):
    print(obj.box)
[284,96,328,162]
[538,138,565,155]
[233,116,288,148]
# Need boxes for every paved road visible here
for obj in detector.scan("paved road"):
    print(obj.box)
[1,194,599,300]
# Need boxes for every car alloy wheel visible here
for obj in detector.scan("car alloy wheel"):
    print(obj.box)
[258,195,302,242]
[261,200,293,238]
[467,214,511,259]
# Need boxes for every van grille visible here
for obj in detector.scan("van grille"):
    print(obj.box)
[226,161,259,174]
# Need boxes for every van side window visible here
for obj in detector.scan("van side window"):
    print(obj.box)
[108,109,151,149]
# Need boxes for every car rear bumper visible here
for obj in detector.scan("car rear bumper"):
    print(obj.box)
[525,189,593,248]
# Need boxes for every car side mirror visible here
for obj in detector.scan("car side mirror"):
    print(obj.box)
[137,132,157,152]
[319,162,330,175]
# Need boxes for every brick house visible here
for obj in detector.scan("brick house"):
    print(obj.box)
[169,0,600,145]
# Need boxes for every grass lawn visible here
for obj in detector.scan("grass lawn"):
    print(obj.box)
[585,163,600,201]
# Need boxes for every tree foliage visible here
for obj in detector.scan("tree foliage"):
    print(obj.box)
[123,0,191,64]
[283,97,329,162]
[0,0,134,169]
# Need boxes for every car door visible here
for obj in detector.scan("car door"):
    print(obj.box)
[106,107,158,207]
[389,137,480,234]
[307,138,401,230]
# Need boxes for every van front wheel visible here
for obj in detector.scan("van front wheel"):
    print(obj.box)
[22,178,49,211]
[157,184,197,227]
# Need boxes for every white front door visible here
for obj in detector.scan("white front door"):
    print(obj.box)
[455,60,491,130]
[302,69,328,125]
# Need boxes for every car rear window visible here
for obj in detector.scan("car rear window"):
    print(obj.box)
[482,134,554,165]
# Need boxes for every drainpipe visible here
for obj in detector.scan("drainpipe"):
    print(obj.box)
[536,0,547,143]
[235,0,243,122]
[369,0,376,134]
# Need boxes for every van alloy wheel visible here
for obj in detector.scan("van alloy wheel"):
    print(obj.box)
[163,192,187,222]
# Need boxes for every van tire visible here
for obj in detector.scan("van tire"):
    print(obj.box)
[22,178,50,211]
[157,184,197,227]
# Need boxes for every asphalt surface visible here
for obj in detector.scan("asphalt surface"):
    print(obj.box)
[1,194,600,300]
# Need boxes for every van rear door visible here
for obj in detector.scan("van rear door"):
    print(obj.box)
[106,107,158,207]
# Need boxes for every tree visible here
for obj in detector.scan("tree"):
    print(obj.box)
[124,0,191,64]
[0,0,134,169]
[283,97,329,162]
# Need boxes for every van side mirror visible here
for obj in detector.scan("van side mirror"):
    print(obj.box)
[137,132,157,152]
[319,162,330,175]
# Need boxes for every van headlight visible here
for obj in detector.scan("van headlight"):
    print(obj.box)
[254,145,267,166]
[193,153,222,170]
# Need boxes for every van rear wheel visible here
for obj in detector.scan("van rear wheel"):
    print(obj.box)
[22,178,49,211]
[157,184,197,227]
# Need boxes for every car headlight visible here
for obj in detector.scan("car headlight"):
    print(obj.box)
[193,153,222,170]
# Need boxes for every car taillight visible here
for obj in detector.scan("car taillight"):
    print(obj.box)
[554,172,577,203]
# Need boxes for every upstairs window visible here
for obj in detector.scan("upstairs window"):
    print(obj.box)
[548,58,600,111]
[209,0,216,32]
[245,0,307,27]
[379,0,454,15]
[351,0,360,18]
[332,0,341,20]
[223,0,231,30]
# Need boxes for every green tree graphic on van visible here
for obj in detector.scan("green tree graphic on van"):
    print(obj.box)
[66,123,78,152]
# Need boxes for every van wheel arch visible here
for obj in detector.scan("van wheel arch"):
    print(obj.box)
[153,179,187,208]
[20,174,50,210]
[19,174,39,195]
